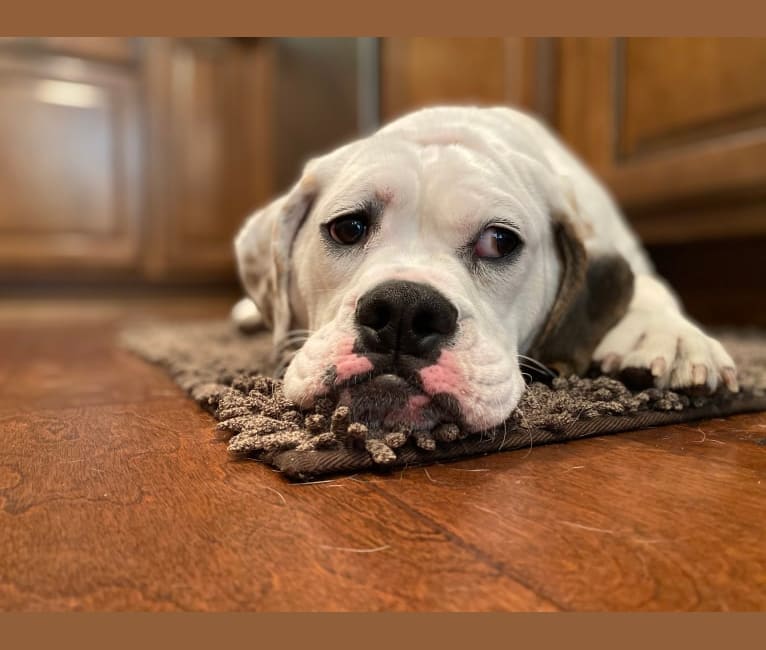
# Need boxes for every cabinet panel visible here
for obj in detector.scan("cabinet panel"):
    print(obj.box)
[0,53,141,272]
[143,39,265,280]
[621,38,766,158]
[380,37,557,127]
[558,38,766,229]
[381,38,508,120]
[169,44,231,243]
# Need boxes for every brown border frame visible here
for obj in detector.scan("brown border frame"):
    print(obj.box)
[2,0,766,36]
[1,0,766,643]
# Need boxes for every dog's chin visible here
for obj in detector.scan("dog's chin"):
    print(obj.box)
[332,372,464,431]
[283,342,522,433]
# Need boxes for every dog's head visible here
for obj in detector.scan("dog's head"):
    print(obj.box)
[236,107,632,432]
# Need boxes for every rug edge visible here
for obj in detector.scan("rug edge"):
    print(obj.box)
[268,394,766,481]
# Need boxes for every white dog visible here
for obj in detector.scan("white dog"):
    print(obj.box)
[233,106,738,433]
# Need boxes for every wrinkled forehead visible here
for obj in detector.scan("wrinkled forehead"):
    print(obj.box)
[311,134,555,234]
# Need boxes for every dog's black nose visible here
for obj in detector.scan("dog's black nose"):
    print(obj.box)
[355,280,458,357]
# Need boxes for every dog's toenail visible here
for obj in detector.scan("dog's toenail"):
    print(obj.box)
[722,367,740,393]
[692,364,707,385]
[601,354,620,374]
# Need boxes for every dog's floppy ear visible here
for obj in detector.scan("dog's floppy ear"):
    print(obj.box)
[527,182,635,377]
[234,174,317,346]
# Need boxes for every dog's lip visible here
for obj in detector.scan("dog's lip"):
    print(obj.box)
[370,373,410,390]
[332,352,426,391]
[333,369,418,393]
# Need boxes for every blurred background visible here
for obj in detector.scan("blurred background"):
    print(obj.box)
[0,37,764,324]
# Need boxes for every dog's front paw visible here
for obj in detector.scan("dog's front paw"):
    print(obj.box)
[593,311,738,393]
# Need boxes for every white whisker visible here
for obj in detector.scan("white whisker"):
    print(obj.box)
[517,354,556,378]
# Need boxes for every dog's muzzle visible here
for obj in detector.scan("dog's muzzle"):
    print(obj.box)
[354,280,458,360]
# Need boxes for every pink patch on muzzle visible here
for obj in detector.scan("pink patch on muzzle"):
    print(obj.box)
[384,394,431,428]
[332,337,373,384]
[418,349,463,396]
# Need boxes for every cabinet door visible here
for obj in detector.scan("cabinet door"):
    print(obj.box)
[0,52,141,275]
[557,38,766,243]
[143,39,263,280]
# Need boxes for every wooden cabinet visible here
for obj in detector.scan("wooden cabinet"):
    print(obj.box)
[557,38,766,244]
[3,38,764,293]
[0,37,272,284]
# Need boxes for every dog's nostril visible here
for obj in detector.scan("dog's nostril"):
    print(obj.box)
[412,308,438,337]
[411,310,431,337]
[358,300,391,332]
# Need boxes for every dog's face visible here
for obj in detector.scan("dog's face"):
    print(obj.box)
[282,136,563,432]
[236,110,631,433]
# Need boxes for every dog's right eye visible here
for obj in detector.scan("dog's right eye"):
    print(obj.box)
[327,213,369,245]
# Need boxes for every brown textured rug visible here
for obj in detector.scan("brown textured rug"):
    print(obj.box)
[121,321,766,481]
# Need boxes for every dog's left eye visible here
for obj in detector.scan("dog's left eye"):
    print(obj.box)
[327,213,369,245]
[474,225,522,259]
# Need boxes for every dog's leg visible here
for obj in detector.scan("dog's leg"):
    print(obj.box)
[592,274,738,392]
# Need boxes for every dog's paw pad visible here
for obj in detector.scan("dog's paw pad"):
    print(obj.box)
[618,366,654,390]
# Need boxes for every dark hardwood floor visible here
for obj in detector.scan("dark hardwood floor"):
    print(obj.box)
[0,297,764,611]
